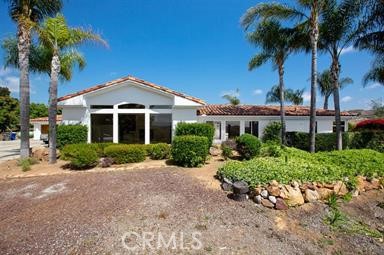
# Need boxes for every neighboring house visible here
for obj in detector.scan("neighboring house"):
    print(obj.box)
[31,75,355,143]
[30,115,62,140]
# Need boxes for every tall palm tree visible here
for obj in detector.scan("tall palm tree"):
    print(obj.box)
[222,88,240,105]
[6,0,62,159]
[265,85,304,106]
[317,69,353,110]
[319,0,362,150]
[38,14,107,163]
[241,0,324,152]
[242,20,299,146]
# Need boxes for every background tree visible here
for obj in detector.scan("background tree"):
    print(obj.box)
[265,85,304,106]
[371,98,384,117]
[30,103,48,119]
[286,88,305,105]
[0,87,19,132]
[37,14,107,163]
[6,0,62,158]
[319,0,362,150]
[222,88,240,105]
[317,69,353,110]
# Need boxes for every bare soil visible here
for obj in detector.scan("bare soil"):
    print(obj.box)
[0,165,383,254]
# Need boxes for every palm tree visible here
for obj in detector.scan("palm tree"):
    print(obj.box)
[37,14,107,163]
[317,69,353,110]
[319,0,362,150]
[222,88,240,105]
[241,1,323,152]
[241,19,299,146]
[6,0,62,159]
[265,85,304,106]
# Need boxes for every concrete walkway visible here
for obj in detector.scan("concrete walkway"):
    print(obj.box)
[0,140,44,162]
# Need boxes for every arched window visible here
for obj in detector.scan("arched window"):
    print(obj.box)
[118,103,145,109]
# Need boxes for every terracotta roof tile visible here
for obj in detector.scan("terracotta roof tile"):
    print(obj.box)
[30,115,62,123]
[197,105,355,116]
[58,75,206,105]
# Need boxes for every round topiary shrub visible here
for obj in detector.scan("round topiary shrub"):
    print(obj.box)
[148,143,171,160]
[171,135,209,167]
[61,143,98,169]
[236,133,261,160]
[104,144,146,164]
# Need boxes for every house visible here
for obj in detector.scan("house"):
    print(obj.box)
[31,75,355,143]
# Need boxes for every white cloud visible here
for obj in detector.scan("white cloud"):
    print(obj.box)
[339,46,356,55]
[0,67,12,77]
[366,82,382,89]
[253,89,263,95]
[0,76,19,92]
[341,96,352,103]
[302,91,311,102]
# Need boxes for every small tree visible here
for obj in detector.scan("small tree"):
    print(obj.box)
[222,88,240,105]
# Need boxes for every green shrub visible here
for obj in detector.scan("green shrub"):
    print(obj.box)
[17,157,38,172]
[175,123,214,148]
[148,143,171,160]
[104,144,146,164]
[171,135,209,167]
[61,143,98,169]
[286,132,350,152]
[218,147,384,187]
[349,131,384,152]
[260,142,282,157]
[57,125,87,149]
[262,122,281,143]
[221,144,233,160]
[236,134,261,160]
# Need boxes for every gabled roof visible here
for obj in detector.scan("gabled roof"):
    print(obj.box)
[58,75,206,105]
[198,105,356,116]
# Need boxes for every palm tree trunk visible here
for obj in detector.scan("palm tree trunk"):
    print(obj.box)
[48,53,60,164]
[278,63,286,146]
[17,23,31,159]
[323,94,330,110]
[331,54,342,150]
[309,0,319,153]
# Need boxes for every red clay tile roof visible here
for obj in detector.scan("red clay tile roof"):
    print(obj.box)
[30,115,62,123]
[197,105,355,116]
[58,75,206,105]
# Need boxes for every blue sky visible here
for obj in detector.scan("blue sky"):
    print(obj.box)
[0,0,382,110]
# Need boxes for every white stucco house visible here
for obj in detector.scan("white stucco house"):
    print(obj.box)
[31,75,355,144]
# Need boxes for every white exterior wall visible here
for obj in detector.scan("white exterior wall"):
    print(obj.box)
[33,123,41,140]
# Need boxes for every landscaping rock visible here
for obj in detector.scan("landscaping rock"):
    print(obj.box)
[260,189,268,198]
[221,182,233,192]
[367,178,381,190]
[356,176,369,192]
[253,195,262,204]
[231,193,248,202]
[281,185,304,207]
[32,147,59,161]
[232,181,249,194]
[253,187,262,196]
[266,185,280,197]
[292,181,300,189]
[275,198,288,210]
[99,157,113,168]
[223,177,233,185]
[268,195,277,204]
[304,188,320,202]
[316,188,334,200]
[261,199,274,208]
[209,147,221,156]
[333,181,348,195]
[270,180,279,187]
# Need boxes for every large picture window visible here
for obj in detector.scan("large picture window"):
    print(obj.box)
[119,114,145,144]
[91,114,113,143]
[150,114,172,143]
[226,121,240,139]
[245,121,259,137]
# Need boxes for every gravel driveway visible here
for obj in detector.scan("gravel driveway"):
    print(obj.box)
[0,168,382,254]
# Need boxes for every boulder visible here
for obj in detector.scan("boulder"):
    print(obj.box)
[32,147,49,161]
[333,181,348,195]
[275,198,288,210]
[367,178,381,190]
[268,195,277,204]
[209,147,221,156]
[253,195,262,204]
[270,180,279,187]
[232,181,249,194]
[99,157,113,168]
[316,188,334,200]
[266,185,280,197]
[221,182,233,192]
[261,199,274,208]
[253,187,262,196]
[260,189,269,198]
[304,188,320,202]
[356,176,366,192]
[281,185,304,207]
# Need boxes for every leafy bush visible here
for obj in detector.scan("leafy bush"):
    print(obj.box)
[286,132,350,152]
[218,147,384,187]
[236,134,261,160]
[17,157,38,172]
[171,135,209,167]
[262,122,281,143]
[221,144,233,160]
[61,143,98,169]
[260,142,282,157]
[175,123,214,148]
[354,119,384,131]
[349,131,384,152]
[57,125,87,148]
[104,144,146,164]
[148,143,171,160]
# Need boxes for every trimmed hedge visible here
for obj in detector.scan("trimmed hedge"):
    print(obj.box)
[148,143,171,160]
[218,147,384,187]
[175,123,214,148]
[171,135,209,167]
[61,143,98,169]
[104,144,146,164]
[286,132,350,152]
[57,125,87,148]
[236,134,261,160]
[349,131,384,152]
[262,122,281,143]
